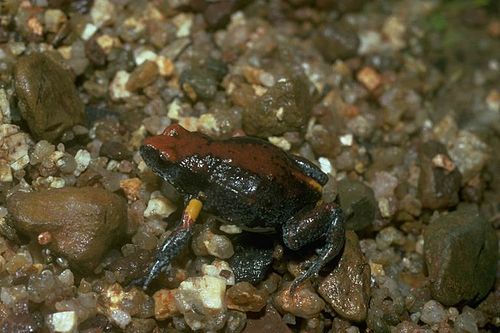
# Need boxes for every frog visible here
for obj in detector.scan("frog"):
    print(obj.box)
[136,123,345,291]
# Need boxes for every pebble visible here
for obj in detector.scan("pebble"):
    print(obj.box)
[126,60,159,92]
[337,178,377,231]
[447,130,490,184]
[153,288,178,320]
[110,70,132,100]
[318,231,371,322]
[192,226,234,259]
[175,276,227,331]
[14,53,86,142]
[7,187,127,272]
[357,66,382,91]
[314,21,359,61]
[242,305,292,333]
[46,311,77,333]
[424,204,497,306]
[225,282,267,312]
[143,193,176,218]
[420,300,447,325]
[454,312,479,333]
[274,283,325,319]
[180,67,219,101]
[418,141,462,209]
[99,141,132,161]
[243,76,312,137]
[0,124,32,173]
[202,259,235,286]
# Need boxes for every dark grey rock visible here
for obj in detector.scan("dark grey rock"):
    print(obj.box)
[424,204,498,306]
[242,76,312,137]
[337,179,377,231]
[418,141,462,209]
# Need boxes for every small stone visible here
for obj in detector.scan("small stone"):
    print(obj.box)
[424,205,497,306]
[357,66,382,91]
[14,53,86,142]
[226,282,267,312]
[420,300,447,325]
[100,141,132,161]
[447,131,489,184]
[0,124,32,172]
[418,141,462,209]
[0,88,11,124]
[143,193,176,218]
[337,179,377,231]
[156,56,174,77]
[7,187,127,272]
[46,311,77,333]
[153,288,178,320]
[120,178,143,202]
[203,0,238,30]
[455,312,479,333]
[73,149,91,176]
[180,67,219,101]
[110,309,131,329]
[274,283,325,319]
[242,305,291,333]
[268,136,291,151]
[314,21,359,61]
[44,9,67,33]
[193,227,234,259]
[110,70,132,100]
[318,231,371,322]
[225,310,247,333]
[126,61,159,92]
[243,77,312,137]
[175,276,227,331]
[202,259,235,286]
[90,0,116,28]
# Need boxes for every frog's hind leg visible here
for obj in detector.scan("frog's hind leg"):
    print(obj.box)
[282,201,345,291]
[135,198,203,290]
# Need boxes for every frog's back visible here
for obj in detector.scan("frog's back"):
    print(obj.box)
[186,136,323,227]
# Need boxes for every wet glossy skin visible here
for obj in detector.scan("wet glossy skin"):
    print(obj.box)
[137,124,345,290]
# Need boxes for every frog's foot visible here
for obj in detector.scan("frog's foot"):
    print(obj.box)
[283,202,345,292]
[139,198,203,290]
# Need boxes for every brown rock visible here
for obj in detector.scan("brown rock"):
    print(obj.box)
[242,305,292,333]
[418,141,462,209]
[318,231,371,322]
[7,187,127,272]
[153,288,179,320]
[226,282,267,312]
[274,283,325,319]
[14,52,86,142]
[314,22,359,62]
[126,61,159,92]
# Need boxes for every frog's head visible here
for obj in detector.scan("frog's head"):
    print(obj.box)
[140,124,191,181]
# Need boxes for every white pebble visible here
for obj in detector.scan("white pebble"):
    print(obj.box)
[318,157,332,174]
[74,149,91,176]
[110,309,131,329]
[109,70,131,100]
[420,300,447,325]
[47,311,77,333]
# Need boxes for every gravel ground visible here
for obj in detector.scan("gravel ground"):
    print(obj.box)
[0,0,499,332]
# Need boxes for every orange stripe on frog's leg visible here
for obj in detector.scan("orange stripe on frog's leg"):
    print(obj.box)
[182,198,203,228]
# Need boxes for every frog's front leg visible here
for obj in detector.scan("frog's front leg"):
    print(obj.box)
[138,198,203,290]
[282,201,345,291]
